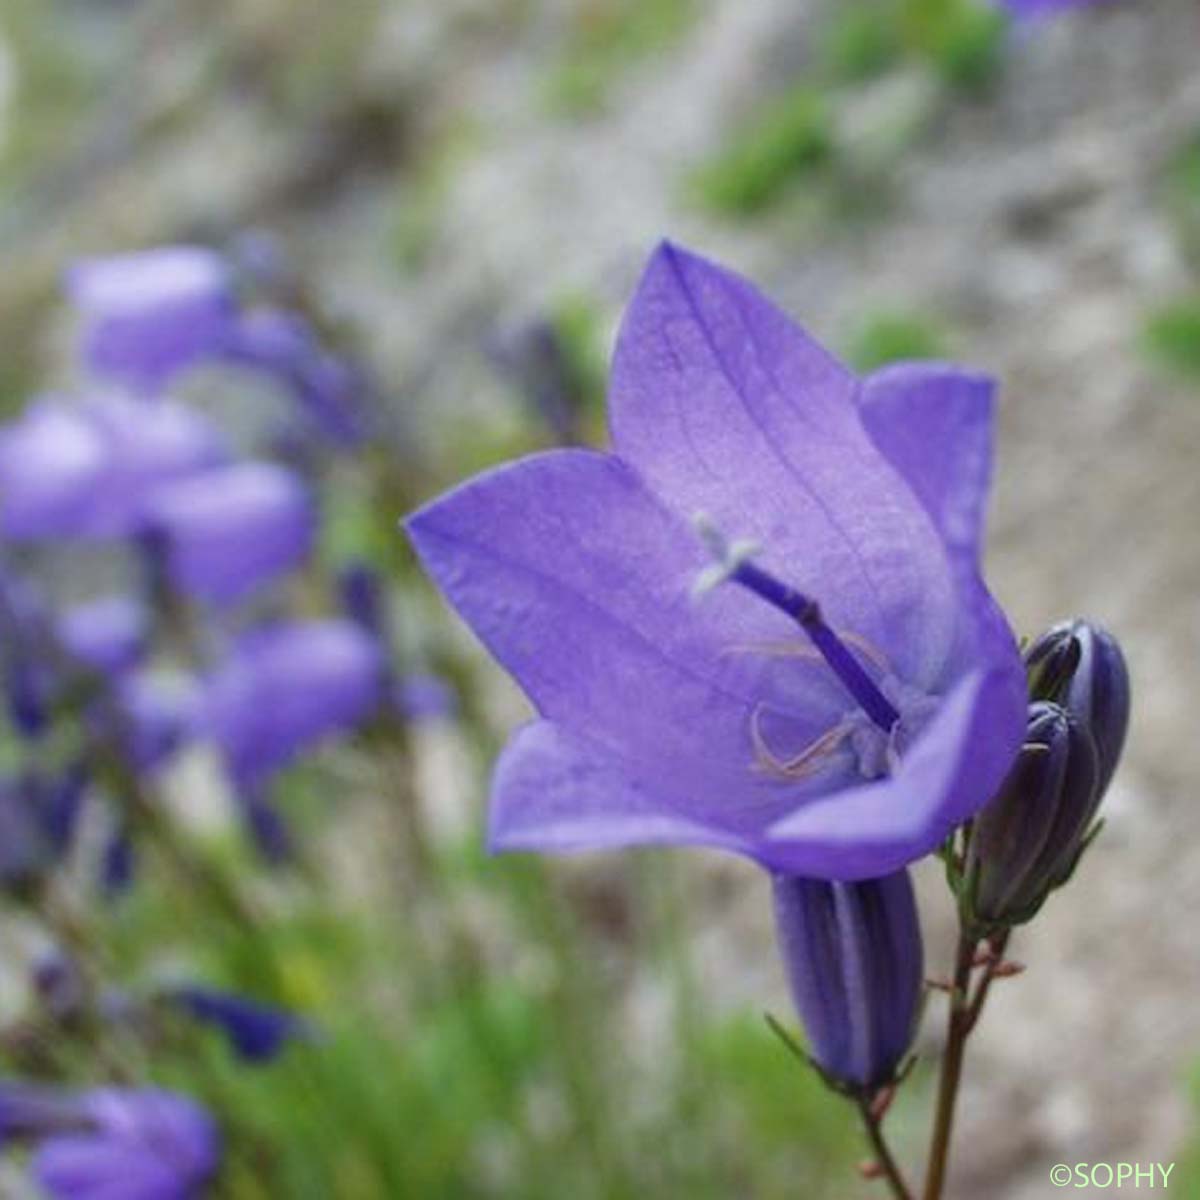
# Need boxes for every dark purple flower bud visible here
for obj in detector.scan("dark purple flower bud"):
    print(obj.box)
[57,596,150,677]
[200,620,386,790]
[163,985,307,1063]
[143,461,314,605]
[65,246,237,392]
[1025,619,1129,800]
[29,1086,220,1200]
[966,701,1099,929]
[772,869,923,1093]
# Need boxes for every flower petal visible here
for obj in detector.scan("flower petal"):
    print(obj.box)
[407,448,835,809]
[608,242,957,686]
[761,666,1026,879]
[489,720,747,855]
[857,362,994,569]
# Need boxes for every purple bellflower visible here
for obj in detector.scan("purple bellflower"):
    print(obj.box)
[162,986,308,1063]
[58,596,150,677]
[0,1082,220,1200]
[408,243,1025,880]
[200,619,386,791]
[143,462,314,605]
[0,395,228,542]
[66,246,237,393]
[773,869,922,1091]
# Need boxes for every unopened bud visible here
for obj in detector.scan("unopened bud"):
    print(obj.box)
[1025,619,1130,799]
[967,702,1098,930]
[772,870,923,1094]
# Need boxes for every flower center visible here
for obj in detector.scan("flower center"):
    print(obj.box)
[694,519,900,733]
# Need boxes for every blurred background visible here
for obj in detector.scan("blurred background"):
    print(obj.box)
[0,0,1198,1197]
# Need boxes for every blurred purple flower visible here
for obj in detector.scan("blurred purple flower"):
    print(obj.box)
[0,1082,220,1200]
[58,596,150,677]
[163,986,308,1063]
[200,619,385,791]
[143,462,314,605]
[773,869,923,1091]
[66,246,237,393]
[0,569,54,736]
[225,309,368,447]
[0,396,227,542]
[1000,0,1110,14]
[0,775,54,891]
[393,674,456,722]
[99,672,196,774]
[100,826,136,897]
[408,242,1025,880]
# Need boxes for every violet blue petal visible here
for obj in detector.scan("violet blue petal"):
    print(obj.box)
[66,247,236,392]
[857,363,994,569]
[143,462,313,604]
[200,620,385,789]
[408,449,844,814]
[608,242,957,687]
[489,721,747,855]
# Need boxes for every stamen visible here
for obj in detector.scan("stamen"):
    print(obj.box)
[750,706,854,780]
[694,517,900,733]
[721,632,891,673]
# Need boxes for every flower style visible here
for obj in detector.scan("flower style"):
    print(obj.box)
[408,243,1025,879]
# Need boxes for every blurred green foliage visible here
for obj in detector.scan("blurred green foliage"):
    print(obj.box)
[544,0,699,117]
[691,87,833,216]
[846,310,950,370]
[1142,300,1200,381]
